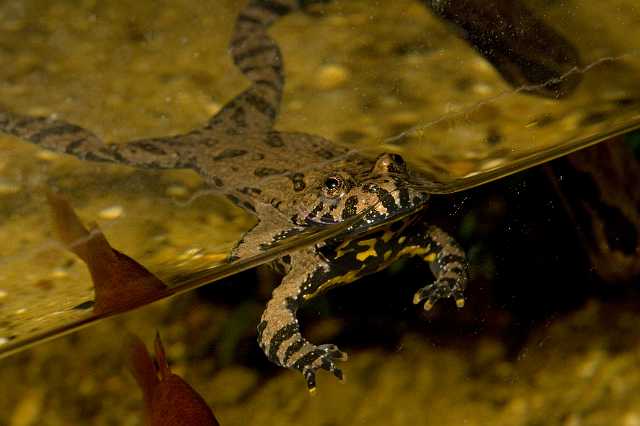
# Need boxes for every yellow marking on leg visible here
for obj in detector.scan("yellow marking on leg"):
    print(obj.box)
[356,250,377,262]
[398,236,406,244]
[302,267,364,300]
[382,231,394,243]
[423,253,436,262]
[355,239,378,262]
[396,245,430,258]
[383,250,393,261]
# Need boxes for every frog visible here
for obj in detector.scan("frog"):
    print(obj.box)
[0,0,468,390]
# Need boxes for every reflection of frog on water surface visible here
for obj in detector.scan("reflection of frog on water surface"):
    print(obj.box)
[0,0,469,389]
[2,0,599,390]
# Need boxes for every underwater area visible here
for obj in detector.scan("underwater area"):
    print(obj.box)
[1,0,640,424]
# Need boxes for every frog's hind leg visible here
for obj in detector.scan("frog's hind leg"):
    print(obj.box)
[257,247,347,391]
[0,1,300,168]
[0,109,204,169]
[411,225,468,311]
[205,0,300,136]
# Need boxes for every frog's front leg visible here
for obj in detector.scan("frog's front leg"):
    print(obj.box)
[411,224,468,311]
[257,247,347,391]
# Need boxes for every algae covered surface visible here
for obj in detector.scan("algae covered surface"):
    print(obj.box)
[1,0,640,424]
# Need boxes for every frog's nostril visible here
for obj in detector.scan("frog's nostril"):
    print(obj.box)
[390,153,405,166]
[363,183,379,193]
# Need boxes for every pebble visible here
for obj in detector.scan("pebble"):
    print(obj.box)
[388,111,420,127]
[50,268,69,279]
[25,106,52,117]
[380,96,401,107]
[35,150,60,161]
[624,412,640,426]
[576,350,603,378]
[0,181,20,195]
[470,56,495,75]
[10,389,43,426]
[472,82,494,95]
[287,100,304,110]
[166,184,188,197]
[481,158,507,170]
[559,111,581,132]
[98,205,124,220]
[315,64,350,90]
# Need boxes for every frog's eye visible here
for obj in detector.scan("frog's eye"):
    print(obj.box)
[323,175,344,198]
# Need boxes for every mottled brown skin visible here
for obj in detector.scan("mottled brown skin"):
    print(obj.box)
[0,0,468,389]
[46,191,167,315]
[128,333,220,426]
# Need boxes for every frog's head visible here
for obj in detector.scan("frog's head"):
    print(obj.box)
[295,153,430,230]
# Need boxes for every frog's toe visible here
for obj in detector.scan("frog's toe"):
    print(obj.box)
[293,343,347,391]
[413,277,465,311]
[317,343,348,361]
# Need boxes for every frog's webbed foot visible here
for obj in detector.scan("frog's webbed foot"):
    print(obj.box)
[257,316,347,390]
[413,275,466,311]
[413,225,468,311]
[285,340,347,391]
[299,343,348,390]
